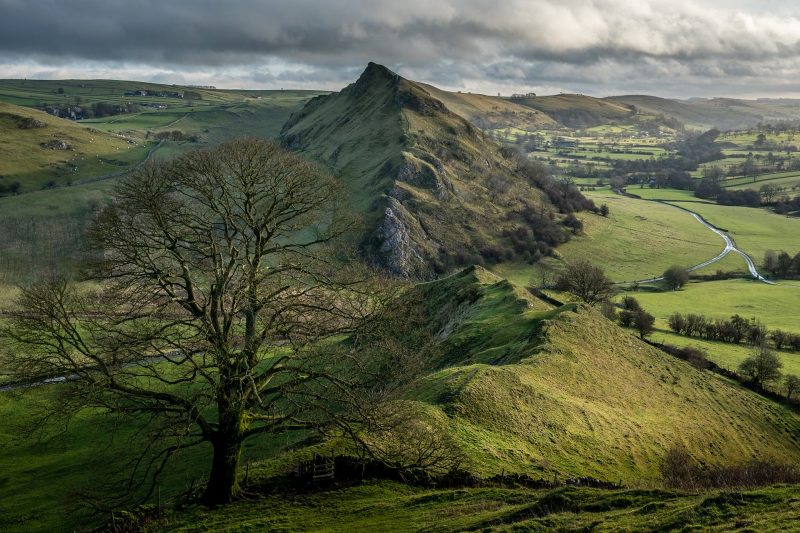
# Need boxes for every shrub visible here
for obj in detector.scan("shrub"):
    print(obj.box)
[662,265,689,290]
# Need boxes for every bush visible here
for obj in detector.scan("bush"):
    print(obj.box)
[662,265,689,290]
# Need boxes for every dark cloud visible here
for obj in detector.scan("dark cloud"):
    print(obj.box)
[2,0,800,97]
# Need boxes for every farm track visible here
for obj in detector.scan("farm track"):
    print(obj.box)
[627,198,774,285]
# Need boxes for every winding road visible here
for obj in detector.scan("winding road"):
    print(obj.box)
[630,200,775,285]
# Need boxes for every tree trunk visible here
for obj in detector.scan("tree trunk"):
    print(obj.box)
[202,394,245,505]
[202,436,243,505]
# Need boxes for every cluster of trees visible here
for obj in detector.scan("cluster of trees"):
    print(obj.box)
[612,297,655,339]
[668,312,800,351]
[716,189,762,207]
[662,265,690,290]
[479,151,601,266]
[763,250,800,279]
[698,180,800,211]
[512,153,597,214]
[773,194,800,215]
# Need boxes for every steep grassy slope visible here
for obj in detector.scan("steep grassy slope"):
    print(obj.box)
[0,102,152,191]
[512,94,636,128]
[407,267,800,482]
[417,83,558,130]
[281,63,560,278]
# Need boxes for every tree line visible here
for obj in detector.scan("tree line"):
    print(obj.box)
[763,250,800,279]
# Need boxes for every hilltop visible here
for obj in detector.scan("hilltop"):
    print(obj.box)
[281,63,591,278]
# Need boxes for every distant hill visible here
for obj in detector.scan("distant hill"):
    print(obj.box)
[510,94,636,128]
[417,83,559,130]
[609,95,800,130]
[407,266,800,480]
[281,63,589,278]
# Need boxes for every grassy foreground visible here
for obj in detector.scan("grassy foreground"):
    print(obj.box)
[150,481,800,532]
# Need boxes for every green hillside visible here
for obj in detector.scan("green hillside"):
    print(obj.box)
[3,266,800,532]
[0,83,318,284]
[281,63,568,278]
[405,267,800,482]
[0,101,152,191]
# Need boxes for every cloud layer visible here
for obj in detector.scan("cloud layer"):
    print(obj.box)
[2,0,800,97]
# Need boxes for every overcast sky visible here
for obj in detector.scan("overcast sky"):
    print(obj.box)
[2,0,800,98]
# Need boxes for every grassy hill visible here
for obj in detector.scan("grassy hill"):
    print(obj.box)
[281,63,572,278]
[512,94,637,128]
[417,83,559,130]
[3,266,800,531]
[4,266,800,531]
[0,82,319,284]
[405,267,800,482]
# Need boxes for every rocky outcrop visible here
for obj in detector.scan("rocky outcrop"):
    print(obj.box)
[40,139,71,150]
[376,197,435,278]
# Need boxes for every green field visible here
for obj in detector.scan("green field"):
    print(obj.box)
[626,279,800,335]
[495,190,731,284]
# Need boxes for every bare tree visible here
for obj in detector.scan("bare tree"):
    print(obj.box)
[555,260,615,305]
[2,139,430,505]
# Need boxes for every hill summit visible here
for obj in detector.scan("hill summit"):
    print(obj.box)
[281,63,591,278]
